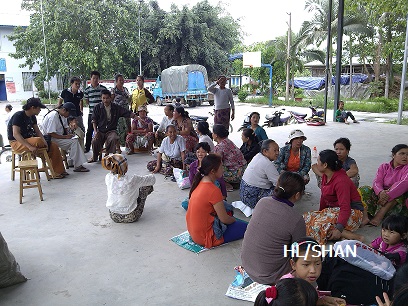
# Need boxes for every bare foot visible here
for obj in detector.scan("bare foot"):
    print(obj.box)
[360,217,371,227]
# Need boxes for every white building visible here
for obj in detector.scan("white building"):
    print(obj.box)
[0,14,59,101]
[229,75,252,88]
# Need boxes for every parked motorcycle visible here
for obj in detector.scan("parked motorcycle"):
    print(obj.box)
[306,103,325,126]
[287,110,308,124]
[262,109,291,128]
[237,112,251,132]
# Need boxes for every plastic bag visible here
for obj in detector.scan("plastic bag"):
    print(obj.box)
[173,168,190,190]
[333,240,396,280]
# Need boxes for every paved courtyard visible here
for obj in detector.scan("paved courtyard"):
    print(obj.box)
[0,100,407,305]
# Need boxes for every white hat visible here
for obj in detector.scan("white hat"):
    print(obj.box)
[288,129,307,141]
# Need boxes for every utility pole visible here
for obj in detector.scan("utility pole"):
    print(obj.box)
[138,0,143,76]
[285,12,291,102]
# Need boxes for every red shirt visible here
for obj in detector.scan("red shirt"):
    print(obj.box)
[320,169,362,227]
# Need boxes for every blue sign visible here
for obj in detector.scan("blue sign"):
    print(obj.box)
[0,58,6,72]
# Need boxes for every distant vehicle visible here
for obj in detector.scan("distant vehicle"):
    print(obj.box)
[152,64,214,107]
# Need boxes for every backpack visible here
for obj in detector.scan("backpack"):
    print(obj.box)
[317,255,394,305]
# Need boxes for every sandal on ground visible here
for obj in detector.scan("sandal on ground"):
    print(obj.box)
[88,158,97,163]
[73,166,90,172]
[53,174,65,179]
[61,172,70,176]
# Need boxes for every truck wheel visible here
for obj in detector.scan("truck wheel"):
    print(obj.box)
[188,100,196,108]
[209,100,214,106]
[156,97,163,106]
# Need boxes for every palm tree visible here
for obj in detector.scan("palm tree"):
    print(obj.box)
[300,0,373,98]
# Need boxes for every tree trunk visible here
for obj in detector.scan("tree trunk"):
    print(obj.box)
[374,33,381,83]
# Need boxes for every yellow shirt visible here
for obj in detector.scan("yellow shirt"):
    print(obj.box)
[131,88,147,112]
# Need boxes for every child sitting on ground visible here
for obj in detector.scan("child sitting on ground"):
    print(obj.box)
[370,215,408,267]
[335,101,358,124]
[254,278,318,306]
[281,237,347,306]
[102,154,155,223]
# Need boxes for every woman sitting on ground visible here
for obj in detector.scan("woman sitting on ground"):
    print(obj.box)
[182,142,228,211]
[125,105,155,154]
[303,149,365,244]
[240,139,280,209]
[213,124,247,185]
[247,111,268,141]
[241,172,306,285]
[240,128,260,163]
[313,137,360,188]
[359,144,408,226]
[102,154,155,223]
[172,106,198,152]
[186,154,247,248]
[196,121,214,152]
[275,129,311,184]
[189,142,226,198]
[147,125,186,176]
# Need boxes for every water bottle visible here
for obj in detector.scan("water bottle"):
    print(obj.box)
[312,146,318,163]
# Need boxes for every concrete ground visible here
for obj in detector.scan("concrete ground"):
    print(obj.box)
[0,100,407,305]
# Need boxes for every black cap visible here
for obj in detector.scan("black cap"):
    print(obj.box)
[26,97,46,109]
[62,102,77,117]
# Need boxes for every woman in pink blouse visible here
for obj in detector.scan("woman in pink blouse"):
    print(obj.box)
[212,124,246,185]
[359,144,408,226]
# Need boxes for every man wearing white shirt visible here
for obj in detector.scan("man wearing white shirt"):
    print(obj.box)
[42,102,89,173]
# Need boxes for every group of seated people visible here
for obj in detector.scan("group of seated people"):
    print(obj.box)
[7,95,408,305]
[146,116,407,304]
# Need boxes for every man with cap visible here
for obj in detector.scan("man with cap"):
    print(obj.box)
[42,102,89,173]
[7,97,66,178]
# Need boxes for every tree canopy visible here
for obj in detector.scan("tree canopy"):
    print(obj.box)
[8,0,241,87]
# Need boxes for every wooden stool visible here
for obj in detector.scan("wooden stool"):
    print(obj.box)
[19,159,43,204]
[11,150,31,181]
[60,148,69,169]
[36,148,55,180]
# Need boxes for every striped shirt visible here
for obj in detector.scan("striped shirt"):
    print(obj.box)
[84,84,107,114]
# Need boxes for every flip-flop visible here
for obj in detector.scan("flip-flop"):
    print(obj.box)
[88,158,96,163]
[62,172,70,176]
[53,174,65,179]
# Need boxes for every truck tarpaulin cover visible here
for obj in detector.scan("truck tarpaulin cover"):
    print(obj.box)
[161,64,209,94]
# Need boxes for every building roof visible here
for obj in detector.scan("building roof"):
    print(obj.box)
[304,57,371,67]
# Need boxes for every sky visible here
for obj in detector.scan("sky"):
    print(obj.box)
[0,0,310,45]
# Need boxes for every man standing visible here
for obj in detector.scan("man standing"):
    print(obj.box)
[7,98,66,178]
[58,76,85,132]
[42,102,89,173]
[83,71,107,152]
[89,90,135,163]
[208,75,235,130]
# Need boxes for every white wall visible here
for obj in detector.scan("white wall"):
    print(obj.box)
[0,25,58,101]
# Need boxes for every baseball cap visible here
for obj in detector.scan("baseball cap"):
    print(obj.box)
[26,97,47,109]
[62,102,77,117]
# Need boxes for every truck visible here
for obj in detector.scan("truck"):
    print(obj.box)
[152,64,214,107]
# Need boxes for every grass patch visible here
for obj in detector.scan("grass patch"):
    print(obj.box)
[244,96,408,113]
[388,117,408,125]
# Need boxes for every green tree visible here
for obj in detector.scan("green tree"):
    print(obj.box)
[8,0,241,85]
